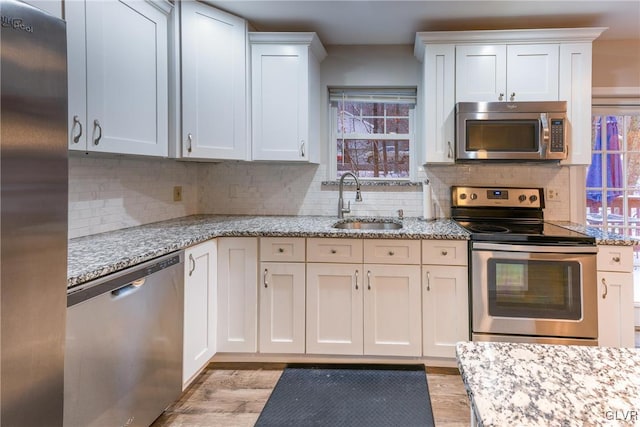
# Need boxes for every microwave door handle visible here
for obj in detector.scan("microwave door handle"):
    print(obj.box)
[540,113,550,146]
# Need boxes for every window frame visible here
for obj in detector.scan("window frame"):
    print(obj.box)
[328,88,417,182]
[587,90,640,252]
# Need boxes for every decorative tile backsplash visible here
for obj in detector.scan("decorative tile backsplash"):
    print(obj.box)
[68,155,198,238]
[69,156,572,238]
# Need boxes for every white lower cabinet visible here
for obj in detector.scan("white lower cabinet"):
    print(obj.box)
[306,263,363,355]
[363,265,422,356]
[597,245,635,348]
[183,240,217,388]
[306,239,422,357]
[217,238,258,352]
[259,238,306,353]
[422,240,469,358]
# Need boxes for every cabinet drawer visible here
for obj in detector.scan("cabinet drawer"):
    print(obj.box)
[364,240,421,265]
[260,237,305,262]
[597,245,634,272]
[422,240,467,266]
[307,238,363,263]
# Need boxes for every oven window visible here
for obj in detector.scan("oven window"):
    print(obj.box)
[487,259,582,320]
[467,120,538,152]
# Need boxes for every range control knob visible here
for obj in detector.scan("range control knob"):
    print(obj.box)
[470,193,478,200]
[460,193,467,200]
[529,195,538,203]
[518,194,527,202]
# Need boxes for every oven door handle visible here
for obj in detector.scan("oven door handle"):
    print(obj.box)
[472,242,598,254]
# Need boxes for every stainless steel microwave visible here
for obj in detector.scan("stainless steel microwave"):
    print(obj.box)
[456,101,568,162]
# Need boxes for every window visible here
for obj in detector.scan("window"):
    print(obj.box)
[586,111,640,260]
[330,88,416,180]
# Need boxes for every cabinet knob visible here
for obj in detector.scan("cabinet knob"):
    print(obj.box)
[278,247,284,253]
[441,249,448,256]
[388,251,395,256]
[612,256,621,263]
[510,92,516,101]
[330,249,337,254]
[498,93,504,101]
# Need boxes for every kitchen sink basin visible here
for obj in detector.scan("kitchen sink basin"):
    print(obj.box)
[332,220,403,230]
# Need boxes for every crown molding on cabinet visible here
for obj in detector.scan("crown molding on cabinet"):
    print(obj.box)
[248,32,327,62]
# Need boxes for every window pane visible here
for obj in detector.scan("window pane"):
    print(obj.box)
[386,118,409,134]
[385,103,411,117]
[628,116,640,151]
[337,139,409,179]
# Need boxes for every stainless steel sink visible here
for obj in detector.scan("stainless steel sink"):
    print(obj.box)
[332,220,402,230]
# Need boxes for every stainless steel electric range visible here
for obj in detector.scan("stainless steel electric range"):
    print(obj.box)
[451,186,598,346]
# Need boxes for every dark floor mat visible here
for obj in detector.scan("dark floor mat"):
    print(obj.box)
[255,364,435,427]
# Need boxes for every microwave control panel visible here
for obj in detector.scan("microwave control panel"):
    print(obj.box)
[550,119,565,152]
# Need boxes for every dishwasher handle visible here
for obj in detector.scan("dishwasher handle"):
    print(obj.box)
[67,252,183,307]
[110,278,146,299]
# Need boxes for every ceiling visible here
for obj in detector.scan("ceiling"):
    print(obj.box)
[204,0,640,45]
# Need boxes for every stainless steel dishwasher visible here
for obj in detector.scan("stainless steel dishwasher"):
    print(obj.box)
[64,252,184,427]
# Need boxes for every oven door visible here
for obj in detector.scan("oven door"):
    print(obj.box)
[471,242,598,339]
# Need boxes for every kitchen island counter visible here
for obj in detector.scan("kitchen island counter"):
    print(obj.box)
[456,341,640,426]
[68,215,467,288]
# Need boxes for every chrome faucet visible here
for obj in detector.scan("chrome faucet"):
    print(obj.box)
[337,172,363,218]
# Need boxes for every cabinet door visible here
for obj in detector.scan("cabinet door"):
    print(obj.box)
[217,238,258,352]
[65,0,88,150]
[422,44,455,163]
[259,262,306,353]
[560,43,592,165]
[84,0,168,156]
[181,2,247,160]
[422,265,469,358]
[183,240,217,388]
[363,265,422,357]
[251,44,308,161]
[507,44,559,101]
[455,45,506,102]
[306,263,363,355]
[597,271,635,348]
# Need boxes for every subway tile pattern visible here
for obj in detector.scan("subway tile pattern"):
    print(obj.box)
[457,341,640,426]
[68,215,468,288]
[68,155,198,238]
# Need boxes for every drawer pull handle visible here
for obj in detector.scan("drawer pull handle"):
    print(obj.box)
[441,250,448,256]
[612,256,621,262]
[367,270,371,290]
[331,249,337,254]
[278,247,284,253]
[264,268,269,288]
[355,269,359,290]
[426,271,430,291]
[93,119,102,145]
[601,277,608,299]
[388,251,394,256]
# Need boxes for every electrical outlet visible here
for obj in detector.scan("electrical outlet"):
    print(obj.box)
[546,188,560,201]
[173,186,182,202]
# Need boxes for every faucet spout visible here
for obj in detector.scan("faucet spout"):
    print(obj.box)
[338,172,363,218]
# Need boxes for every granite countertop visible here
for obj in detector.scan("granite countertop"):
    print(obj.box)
[456,341,640,426]
[68,215,467,288]
[550,221,640,246]
[68,215,637,290]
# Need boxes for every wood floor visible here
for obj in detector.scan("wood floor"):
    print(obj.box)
[152,363,471,427]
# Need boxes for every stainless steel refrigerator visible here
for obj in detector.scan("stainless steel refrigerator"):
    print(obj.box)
[0,1,68,426]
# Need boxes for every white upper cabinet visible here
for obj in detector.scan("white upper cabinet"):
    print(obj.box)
[180,2,248,160]
[456,44,559,102]
[415,28,605,165]
[249,33,326,162]
[66,0,170,157]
